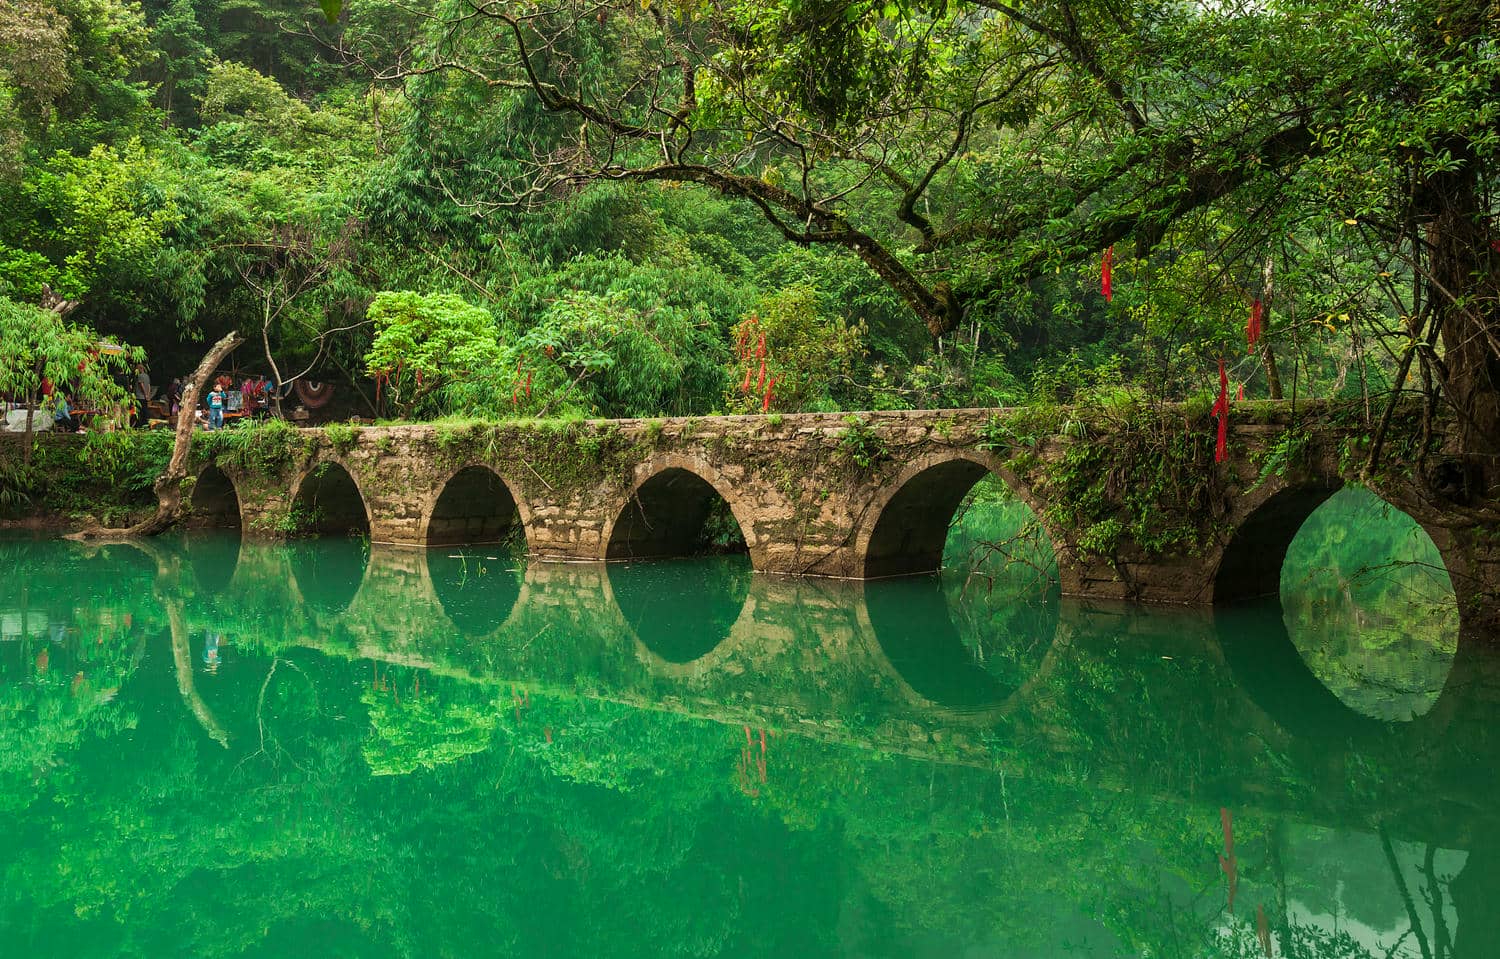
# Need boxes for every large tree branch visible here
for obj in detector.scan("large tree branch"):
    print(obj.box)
[967,0,1147,130]
[73,332,245,539]
[609,162,961,335]
[973,121,1318,290]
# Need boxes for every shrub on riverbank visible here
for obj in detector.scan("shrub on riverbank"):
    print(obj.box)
[0,431,173,525]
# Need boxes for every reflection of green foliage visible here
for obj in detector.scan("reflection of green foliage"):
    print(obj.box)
[1282,487,1458,721]
[362,673,500,776]
[0,541,157,812]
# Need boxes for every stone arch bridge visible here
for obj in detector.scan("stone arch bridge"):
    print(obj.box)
[189,405,1499,634]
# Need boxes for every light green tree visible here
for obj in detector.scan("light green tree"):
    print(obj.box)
[0,296,143,455]
[363,290,504,417]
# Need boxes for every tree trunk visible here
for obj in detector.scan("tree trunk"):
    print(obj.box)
[1425,161,1500,482]
[1260,257,1284,400]
[75,332,244,538]
[22,386,35,465]
[1423,2,1500,483]
[157,549,230,747]
[1261,343,1284,400]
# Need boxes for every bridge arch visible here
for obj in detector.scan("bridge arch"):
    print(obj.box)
[1214,479,1462,728]
[187,465,242,529]
[602,454,760,563]
[855,451,1062,579]
[1213,482,1341,605]
[1213,479,1460,609]
[289,459,370,537]
[423,464,533,550]
[865,576,1067,719]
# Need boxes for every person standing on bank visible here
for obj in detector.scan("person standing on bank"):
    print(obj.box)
[207,384,225,431]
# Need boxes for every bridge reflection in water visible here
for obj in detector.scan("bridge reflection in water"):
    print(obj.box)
[1,532,1496,957]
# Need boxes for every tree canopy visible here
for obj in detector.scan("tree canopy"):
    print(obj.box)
[0,0,1492,467]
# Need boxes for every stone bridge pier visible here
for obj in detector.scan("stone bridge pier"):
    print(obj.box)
[192,406,1499,635]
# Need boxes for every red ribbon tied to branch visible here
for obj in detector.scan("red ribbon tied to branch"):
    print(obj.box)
[1212,359,1230,463]
[1101,246,1114,302]
[1247,298,1264,354]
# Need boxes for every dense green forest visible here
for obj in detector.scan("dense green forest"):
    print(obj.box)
[0,0,1495,444]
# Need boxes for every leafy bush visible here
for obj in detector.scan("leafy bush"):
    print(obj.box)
[835,414,888,472]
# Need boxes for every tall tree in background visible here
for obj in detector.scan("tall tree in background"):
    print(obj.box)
[357,0,1497,464]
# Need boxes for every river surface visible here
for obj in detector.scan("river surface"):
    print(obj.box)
[2,491,1497,958]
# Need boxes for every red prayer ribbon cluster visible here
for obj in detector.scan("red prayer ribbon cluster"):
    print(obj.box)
[737,725,769,797]
[735,319,777,411]
[1246,298,1264,354]
[1101,246,1114,302]
[1211,358,1230,463]
[511,357,532,406]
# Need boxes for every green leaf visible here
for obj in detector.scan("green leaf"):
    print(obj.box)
[319,0,342,24]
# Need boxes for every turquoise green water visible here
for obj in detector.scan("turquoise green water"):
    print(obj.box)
[2,490,1495,958]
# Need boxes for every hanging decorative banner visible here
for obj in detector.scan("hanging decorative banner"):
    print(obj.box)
[294,379,334,408]
[1101,246,1114,302]
[1246,298,1264,354]
[1212,359,1230,463]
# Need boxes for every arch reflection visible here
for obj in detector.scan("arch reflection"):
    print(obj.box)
[608,555,752,664]
[427,549,525,639]
[1215,601,1388,742]
[182,530,242,598]
[864,575,1060,714]
[287,538,370,614]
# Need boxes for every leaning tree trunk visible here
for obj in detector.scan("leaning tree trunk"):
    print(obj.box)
[76,332,244,538]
